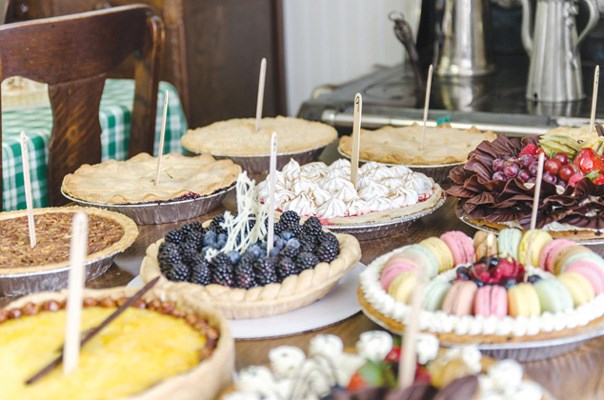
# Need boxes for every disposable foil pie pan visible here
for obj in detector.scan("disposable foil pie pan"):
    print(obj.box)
[325,194,446,241]
[61,184,235,225]
[212,144,328,174]
[336,147,462,188]
[0,253,116,297]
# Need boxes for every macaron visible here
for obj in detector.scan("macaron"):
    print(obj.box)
[380,254,418,290]
[497,228,522,259]
[533,278,573,314]
[423,280,452,311]
[420,236,454,272]
[539,239,575,272]
[508,283,541,317]
[552,245,593,275]
[388,271,417,304]
[398,244,440,277]
[442,280,478,316]
[518,230,553,266]
[440,231,475,266]
[565,262,604,295]
[558,272,595,306]
[559,250,604,274]
[473,285,508,318]
[473,231,498,260]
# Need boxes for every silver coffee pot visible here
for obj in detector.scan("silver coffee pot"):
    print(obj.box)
[521,0,600,102]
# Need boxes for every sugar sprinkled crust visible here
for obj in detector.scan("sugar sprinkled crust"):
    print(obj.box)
[182,116,338,156]
[62,153,241,205]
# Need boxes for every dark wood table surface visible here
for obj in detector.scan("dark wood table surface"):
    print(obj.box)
[3,196,604,399]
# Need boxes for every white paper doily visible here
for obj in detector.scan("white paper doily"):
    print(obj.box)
[127,262,365,339]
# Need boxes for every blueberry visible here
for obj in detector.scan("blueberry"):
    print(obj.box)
[269,247,281,257]
[246,243,263,259]
[474,280,485,287]
[527,275,542,284]
[203,230,217,247]
[457,272,470,280]
[216,233,228,248]
[273,236,285,250]
[280,230,294,241]
[504,279,517,289]
[227,250,241,265]
[456,266,469,275]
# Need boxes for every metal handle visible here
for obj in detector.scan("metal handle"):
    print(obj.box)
[577,0,600,49]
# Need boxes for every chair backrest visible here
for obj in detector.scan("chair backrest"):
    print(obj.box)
[0,4,163,207]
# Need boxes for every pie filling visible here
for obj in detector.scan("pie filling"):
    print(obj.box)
[0,213,124,268]
[0,297,217,400]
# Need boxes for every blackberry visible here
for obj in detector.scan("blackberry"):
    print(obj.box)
[210,214,227,234]
[165,228,186,245]
[190,258,212,285]
[157,242,182,265]
[317,241,339,263]
[296,252,319,270]
[234,260,258,289]
[273,221,285,235]
[184,230,204,250]
[319,232,339,247]
[172,192,201,201]
[298,238,317,254]
[210,252,233,269]
[166,262,190,282]
[240,253,256,266]
[302,216,323,239]
[281,238,301,258]
[179,241,199,265]
[277,256,299,280]
[179,223,196,236]
[253,257,279,285]
[210,252,235,286]
[280,210,300,228]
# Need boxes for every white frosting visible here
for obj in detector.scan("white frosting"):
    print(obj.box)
[308,334,344,360]
[258,158,435,220]
[269,346,306,378]
[477,359,543,400]
[355,330,393,362]
[416,333,439,364]
[359,245,604,337]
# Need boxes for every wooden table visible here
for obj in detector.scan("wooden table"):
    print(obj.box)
[3,196,604,399]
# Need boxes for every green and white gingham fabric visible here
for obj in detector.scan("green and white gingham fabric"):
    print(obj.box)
[1,80,187,211]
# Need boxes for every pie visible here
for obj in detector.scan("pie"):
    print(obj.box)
[61,153,241,205]
[1,76,49,108]
[140,232,362,319]
[338,123,498,165]
[0,206,138,276]
[0,286,233,400]
[181,116,338,156]
[359,229,604,345]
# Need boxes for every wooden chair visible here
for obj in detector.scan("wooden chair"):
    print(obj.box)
[0,4,163,207]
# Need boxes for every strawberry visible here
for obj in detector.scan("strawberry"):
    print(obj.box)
[574,148,604,174]
[415,365,432,384]
[384,346,401,363]
[496,258,517,280]
[595,173,604,185]
[568,173,585,187]
[519,143,538,157]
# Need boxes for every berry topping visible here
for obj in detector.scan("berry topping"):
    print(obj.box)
[519,143,538,157]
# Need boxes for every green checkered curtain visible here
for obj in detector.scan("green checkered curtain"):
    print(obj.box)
[2,80,187,211]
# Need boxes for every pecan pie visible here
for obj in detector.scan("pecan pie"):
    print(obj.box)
[181,116,338,156]
[1,286,233,400]
[0,207,138,276]
[61,153,241,205]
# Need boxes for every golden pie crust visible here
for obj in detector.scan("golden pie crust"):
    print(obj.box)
[0,206,138,275]
[2,286,234,400]
[140,233,362,319]
[339,124,498,165]
[182,116,338,156]
[61,153,241,205]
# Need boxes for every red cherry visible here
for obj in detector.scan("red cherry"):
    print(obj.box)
[558,165,573,181]
[553,152,569,165]
[544,158,561,175]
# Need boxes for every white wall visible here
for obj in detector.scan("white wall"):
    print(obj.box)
[282,0,419,115]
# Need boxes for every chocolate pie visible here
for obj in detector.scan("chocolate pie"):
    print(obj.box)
[0,206,138,276]
[61,153,241,205]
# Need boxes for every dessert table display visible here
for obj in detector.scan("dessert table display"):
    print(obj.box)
[1,80,187,211]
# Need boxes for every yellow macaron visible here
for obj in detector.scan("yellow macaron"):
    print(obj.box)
[420,237,454,271]
[508,283,541,317]
[387,271,417,304]
[557,272,595,306]
[473,231,498,260]
[518,230,553,266]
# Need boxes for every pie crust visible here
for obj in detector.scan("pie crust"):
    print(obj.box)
[2,286,234,400]
[0,206,138,275]
[338,124,498,165]
[61,153,241,205]
[182,116,338,156]
[140,233,362,319]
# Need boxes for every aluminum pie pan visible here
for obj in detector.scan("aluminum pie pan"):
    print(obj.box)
[336,147,462,187]
[0,253,116,297]
[458,214,604,246]
[61,184,235,225]
[212,144,328,174]
[324,194,446,241]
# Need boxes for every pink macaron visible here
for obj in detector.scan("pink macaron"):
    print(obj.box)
[442,280,478,316]
[440,231,475,265]
[539,239,575,272]
[566,261,604,295]
[474,285,508,318]
[380,254,418,290]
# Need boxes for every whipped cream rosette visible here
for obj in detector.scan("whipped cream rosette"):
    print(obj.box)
[256,159,445,237]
